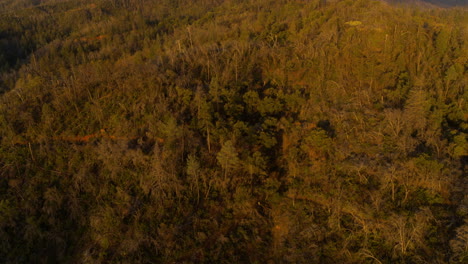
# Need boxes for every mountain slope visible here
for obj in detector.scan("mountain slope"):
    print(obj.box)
[0,0,466,263]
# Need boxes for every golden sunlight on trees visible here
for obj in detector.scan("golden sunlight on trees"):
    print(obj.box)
[0,0,466,262]
[217,140,240,181]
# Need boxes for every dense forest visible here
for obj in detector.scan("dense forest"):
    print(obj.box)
[0,0,466,263]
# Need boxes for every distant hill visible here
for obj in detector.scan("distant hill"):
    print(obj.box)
[385,0,467,7]
[425,0,467,6]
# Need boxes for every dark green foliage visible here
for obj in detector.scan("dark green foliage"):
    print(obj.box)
[0,0,467,263]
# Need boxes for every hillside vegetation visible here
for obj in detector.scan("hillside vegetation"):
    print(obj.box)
[0,0,467,263]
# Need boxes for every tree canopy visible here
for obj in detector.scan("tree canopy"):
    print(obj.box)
[0,0,467,263]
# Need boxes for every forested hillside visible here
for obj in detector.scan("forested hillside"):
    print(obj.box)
[0,0,467,263]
